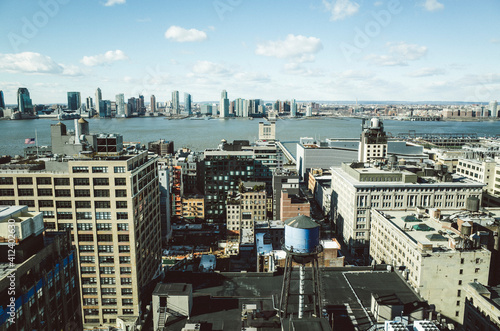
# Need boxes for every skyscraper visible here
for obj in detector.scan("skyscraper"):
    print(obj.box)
[67,92,81,111]
[116,93,126,117]
[95,88,102,116]
[17,87,33,114]
[150,95,157,112]
[86,96,93,111]
[172,90,180,114]
[139,95,145,114]
[220,90,229,118]
[291,99,297,117]
[490,100,498,117]
[0,90,5,108]
[184,93,192,115]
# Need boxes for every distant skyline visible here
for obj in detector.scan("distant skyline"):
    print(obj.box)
[1,0,500,104]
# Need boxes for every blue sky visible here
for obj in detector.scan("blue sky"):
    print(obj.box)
[1,0,499,104]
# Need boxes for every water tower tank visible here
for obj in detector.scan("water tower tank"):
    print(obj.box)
[466,196,479,212]
[370,118,380,129]
[283,215,320,254]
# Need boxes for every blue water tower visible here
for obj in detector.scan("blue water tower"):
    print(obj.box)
[280,214,324,320]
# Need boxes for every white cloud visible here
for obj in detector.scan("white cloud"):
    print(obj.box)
[81,50,128,66]
[0,52,82,76]
[190,61,231,76]
[255,34,323,62]
[164,26,207,42]
[323,0,360,21]
[408,67,446,77]
[491,38,500,44]
[104,0,126,7]
[366,42,427,66]
[422,0,444,12]
[374,1,383,6]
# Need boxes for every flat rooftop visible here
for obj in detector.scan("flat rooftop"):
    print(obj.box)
[160,268,425,331]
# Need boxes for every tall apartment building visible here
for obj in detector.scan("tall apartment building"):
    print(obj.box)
[0,206,81,330]
[456,158,498,195]
[358,118,388,163]
[226,183,267,244]
[0,151,161,328]
[331,162,484,256]
[370,208,491,325]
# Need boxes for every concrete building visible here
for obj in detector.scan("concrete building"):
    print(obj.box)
[464,282,500,331]
[148,139,174,156]
[184,93,191,115]
[172,91,179,114]
[150,95,156,113]
[158,161,172,242]
[219,90,229,118]
[181,195,204,221]
[456,158,498,195]
[115,93,126,117]
[67,91,81,112]
[258,121,276,141]
[226,182,267,244]
[280,189,310,220]
[152,283,193,330]
[331,162,484,256]
[370,208,491,325]
[95,88,102,117]
[0,206,81,331]
[0,149,161,328]
[272,169,299,221]
[358,118,388,163]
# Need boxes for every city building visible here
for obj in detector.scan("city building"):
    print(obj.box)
[171,91,179,115]
[489,100,498,117]
[184,93,191,115]
[95,88,102,117]
[370,208,491,325]
[86,96,93,112]
[181,195,204,221]
[226,182,267,244]
[148,139,174,156]
[258,121,276,141]
[290,99,297,117]
[115,93,126,117]
[331,162,484,256]
[200,104,212,115]
[17,87,33,114]
[0,90,5,109]
[219,90,229,118]
[272,169,300,221]
[456,158,499,195]
[0,124,162,329]
[464,282,500,331]
[358,118,388,163]
[0,206,82,330]
[67,92,81,112]
[158,161,172,242]
[280,189,310,220]
[150,95,156,113]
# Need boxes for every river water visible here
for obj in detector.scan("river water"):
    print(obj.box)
[0,117,499,157]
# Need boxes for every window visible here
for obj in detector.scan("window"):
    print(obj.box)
[117,212,128,220]
[121,288,133,295]
[36,177,52,185]
[458,280,462,285]
[121,278,132,285]
[57,212,72,220]
[114,166,125,173]
[99,256,114,264]
[75,189,90,197]
[96,223,112,230]
[96,212,111,220]
[100,267,115,274]
[115,189,127,197]
[457,290,461,297]
[74,178,89,186]
[93,178,109,186]
[120,267,131,274]
[94,189,110,197]
[18,188,34,196]
[78,234,94,242]
[122,309,134,315]
[460,258,464,264]
[101,278,115,285]
[54,178,70,186]
[97,234,113,242]
[76,212,92,220]
[98,245,113,253]
[56,201,72,208]
[45,222,56,229]
[59,223,73,230]
[76,200,91,208]
[82,288,97,295]
[19,200,35,207]
[0,189,15,196]
[79,245,94,252]
[42,210,55,218]
[17,177,33,185]
[81,267,96,274]
[72,166,89,173]
[55,189,71,197]
[80,256,95,263]
[119,245,130,253]
[95,201,110,209]
[122,299,133,306]
[116,201,127,209]
[119,256,131,264]
[459,269,463,275]
[0,177,13,185]
[39,200,54,207]
[92,166,108,173]
[115,177,126,185]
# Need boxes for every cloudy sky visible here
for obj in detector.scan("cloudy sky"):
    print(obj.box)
[1,0,499,104]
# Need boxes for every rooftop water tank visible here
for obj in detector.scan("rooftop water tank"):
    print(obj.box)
[466,196,479,212]
[370,118,380,129]
[283,215,320,255]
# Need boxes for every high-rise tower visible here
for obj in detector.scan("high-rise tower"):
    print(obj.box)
[220,90,229,118]
[150,95,156,113]
[95,88,102,116]
[0,90,5,109]
[17,87,33,114]
[184,93,192,115]
[116,93,126,117]
[67,92,81,111]
[172,91,180,114]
